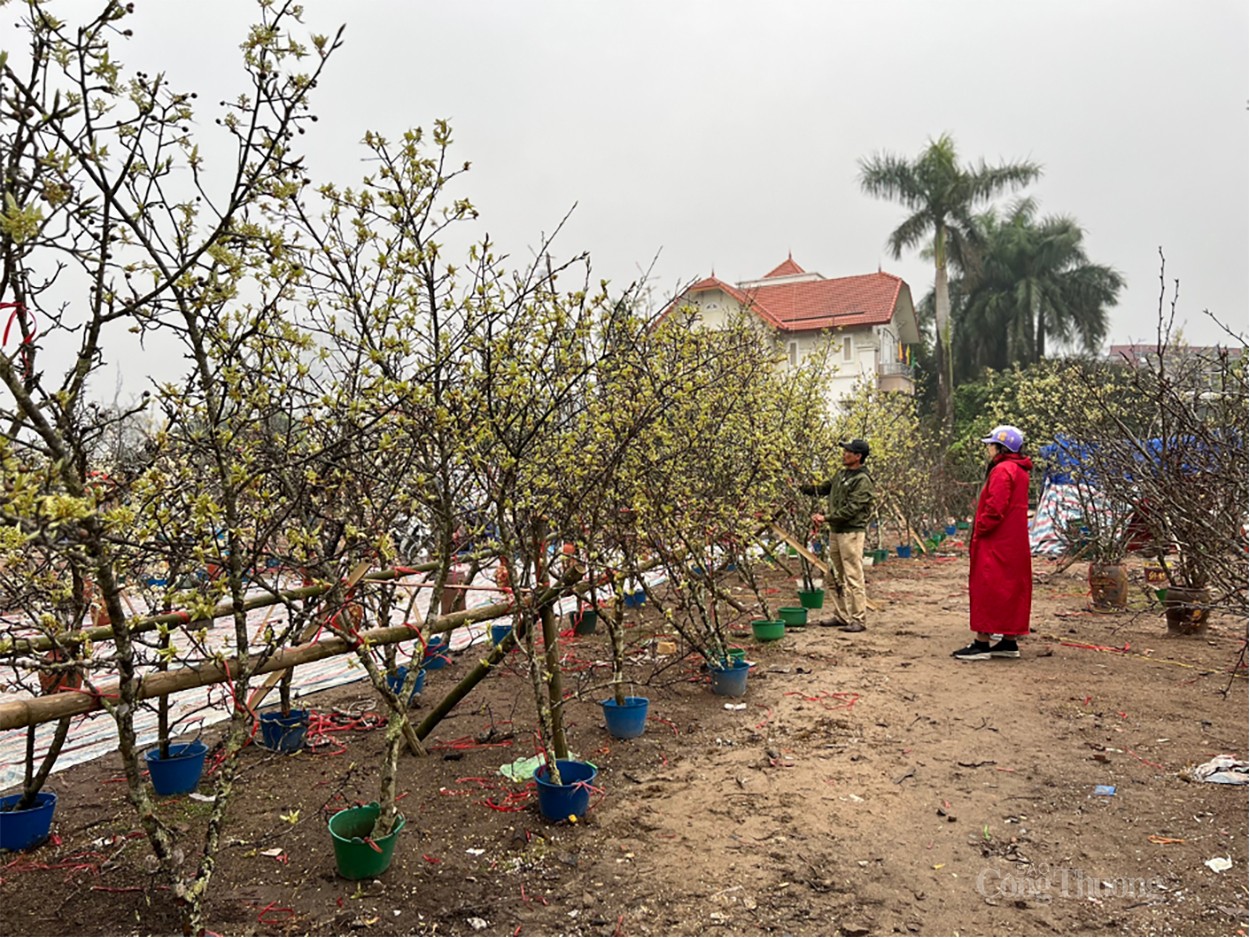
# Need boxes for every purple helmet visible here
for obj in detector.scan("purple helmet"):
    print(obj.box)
[980,425,1024,453]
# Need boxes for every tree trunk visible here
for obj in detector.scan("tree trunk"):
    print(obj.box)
[933,228,954,437]
[540,601,568,761]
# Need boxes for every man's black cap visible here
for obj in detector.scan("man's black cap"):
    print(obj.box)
[840,438,870,457]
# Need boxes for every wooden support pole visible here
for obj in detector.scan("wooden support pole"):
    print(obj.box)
[412,622,523,741]
[245,560,372,713]
[0,597,508,732]
[0,559,447,657]
[769,522,880,611]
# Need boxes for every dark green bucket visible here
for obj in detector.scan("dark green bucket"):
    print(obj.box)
[797,588,825,610]
[778,606,808,627]
[328,803,405,880]
[751,619,786,642]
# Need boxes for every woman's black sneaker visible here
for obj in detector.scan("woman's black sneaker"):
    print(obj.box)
[952,641,991,661]
[989,639,1020,658]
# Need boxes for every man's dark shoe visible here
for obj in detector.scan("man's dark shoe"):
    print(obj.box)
[989,639,1020,658]
[816,617,848,628]
[952,641,991,661]
[838,621,866,633]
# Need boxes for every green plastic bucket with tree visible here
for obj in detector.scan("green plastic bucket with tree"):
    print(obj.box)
[797,588,825,609]
[751,619,785,642]
[328,802,406,879]
[777,607,807,627]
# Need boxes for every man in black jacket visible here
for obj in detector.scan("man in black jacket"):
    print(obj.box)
[801,439,875,632]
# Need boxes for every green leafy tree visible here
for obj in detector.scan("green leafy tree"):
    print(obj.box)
[859,134,1040,433]
[952,199,1124,379]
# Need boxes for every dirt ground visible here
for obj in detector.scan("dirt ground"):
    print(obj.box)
[1,547,1247,937]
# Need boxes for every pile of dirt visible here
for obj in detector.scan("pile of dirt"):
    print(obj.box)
[1,552,1246,936]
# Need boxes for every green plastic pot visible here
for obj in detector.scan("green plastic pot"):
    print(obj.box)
[726,646,747,664]
[328,803,405,880]
[871,548,889,563]
[777,606,808,627]
[751,619,785,642]
[797,588,825,610]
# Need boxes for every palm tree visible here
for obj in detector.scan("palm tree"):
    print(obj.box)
[858,134,1041,433]
[953,199,1125,377]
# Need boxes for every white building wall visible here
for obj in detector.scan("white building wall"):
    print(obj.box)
[681,291,894,416]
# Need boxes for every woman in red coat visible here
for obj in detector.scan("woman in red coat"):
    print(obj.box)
[953,425,1033,661]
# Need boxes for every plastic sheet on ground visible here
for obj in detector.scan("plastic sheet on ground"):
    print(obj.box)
[1184,754,1249,785]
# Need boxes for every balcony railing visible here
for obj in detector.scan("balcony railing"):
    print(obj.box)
[878,360,913,377]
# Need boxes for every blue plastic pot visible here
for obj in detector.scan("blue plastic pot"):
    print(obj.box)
[491,623,513,646]
[259,709,310,753]
[600,696,649,739]
[945,524,957,536]
[0,791,57,852]
[145,741,208,796]
[709,660,750,697]
[533,759,598,821]
[421,635,450,670]
[896,545,912,558]
[384,667,426,704]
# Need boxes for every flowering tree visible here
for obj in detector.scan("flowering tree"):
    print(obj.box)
[0,3,342,930]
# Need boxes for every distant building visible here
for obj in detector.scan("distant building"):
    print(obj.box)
[1108,343,1245,370]
[1108,343,1245,396]
[661,256,920,411]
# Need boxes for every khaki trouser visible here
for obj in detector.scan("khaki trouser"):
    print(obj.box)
[829,531,867,626]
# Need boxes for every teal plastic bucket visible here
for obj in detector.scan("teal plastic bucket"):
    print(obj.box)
[145,741,207,796]
[600,696,649,739]
[709,660,750,697]
[259,709,310,753]
[328,803,405,879]
[533,760,598,821]
[0,791,57,852]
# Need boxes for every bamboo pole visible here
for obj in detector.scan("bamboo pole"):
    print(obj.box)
[412,621,522,741]
[245,560,372,713]
[0,560,446,657]
[0,597,510,732]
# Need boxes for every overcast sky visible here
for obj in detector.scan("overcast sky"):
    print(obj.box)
[30,1,1250,392]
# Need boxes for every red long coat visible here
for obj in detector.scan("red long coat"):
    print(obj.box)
[969,453,1033,636]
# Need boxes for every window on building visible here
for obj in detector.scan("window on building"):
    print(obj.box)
[842,336,852,361]
[788,341,798,367]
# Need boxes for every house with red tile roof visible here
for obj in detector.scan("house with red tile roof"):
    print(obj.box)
[661,256,921,408]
